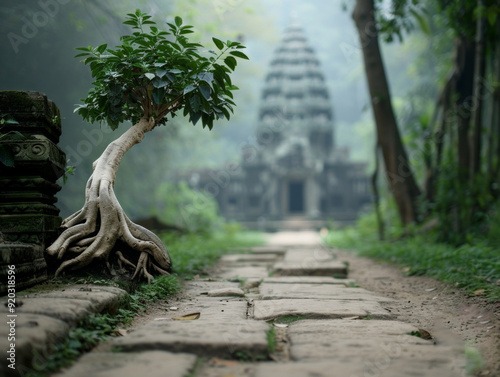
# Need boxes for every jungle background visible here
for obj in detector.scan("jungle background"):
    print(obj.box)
[1,0,500,298]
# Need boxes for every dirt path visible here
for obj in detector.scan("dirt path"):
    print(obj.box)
[52,230,498,377]
[333,248,500,376]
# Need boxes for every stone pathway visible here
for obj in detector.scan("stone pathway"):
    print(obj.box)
[2,231,466,376]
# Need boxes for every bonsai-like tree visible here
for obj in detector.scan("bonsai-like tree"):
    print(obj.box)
[46,10,248,281]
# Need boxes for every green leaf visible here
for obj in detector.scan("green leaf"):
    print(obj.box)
[152,88,165,104]
[229,51,249,60]
[144,73,155,80]
[199,85,211,100]
[184,84,197,95]
[155,69,167,78]
[190,111,202,125]
[487,12,497,27]
[410,9,430,35]
[152,77,169,88]
[96,43,107,54]
[175,16,183,27]
[190,94,202,112]
[212,37,224,50]
[224,56,237,71]
[0,145,15,167]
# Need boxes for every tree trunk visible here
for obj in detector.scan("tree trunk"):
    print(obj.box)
[470,0,486,177]
[453,37,476,179]
[46,116,172,281]
[353,0,421,226]
[372,142,385,240]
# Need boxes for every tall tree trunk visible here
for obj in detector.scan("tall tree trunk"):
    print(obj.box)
[453,37,476,179]
[353,0,421,226]
[372,142,385,240]
[470,0,486,176]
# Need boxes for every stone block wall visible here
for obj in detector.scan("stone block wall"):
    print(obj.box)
[0,91,66,294]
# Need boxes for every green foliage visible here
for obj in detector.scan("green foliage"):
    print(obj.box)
[74,9,247,130]
[374,0,428,42]
[433,153,494,245]
[161,230,264,279]
[323,225,500,301]
[154,181,222,233]
[465,345,486,375]
[266,328,277,353]
[27,314,121,377]
[274,315,306,324]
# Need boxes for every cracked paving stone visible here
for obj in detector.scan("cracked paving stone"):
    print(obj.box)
[0,313,69,377]
[272,260,347,277]
[263,276,355,285]
[253,299,394,320]
[259,283,394,302]
[55,351,197,377]
[112,319,270,359]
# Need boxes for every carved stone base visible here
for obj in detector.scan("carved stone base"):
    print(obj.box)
[0,244,47,295]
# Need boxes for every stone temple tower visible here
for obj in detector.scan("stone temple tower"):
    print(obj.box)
[187,24,371,229]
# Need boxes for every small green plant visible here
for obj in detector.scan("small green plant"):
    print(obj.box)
[465,345,485,375]
[408,330,422,338]
[347,281,360,288]
[27,314,121,377]
[266,328,277,353]
[274,315,306,324]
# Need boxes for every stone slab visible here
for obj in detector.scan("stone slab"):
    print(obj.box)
[0,313,69,377]
[154,296,248,322]
[253,299,394,320]
[183,281,242,296]
[197,360,257,377]
[55,351,197,377]
[265,231,321,246]
[250,246,287,254]
[288,319,431,360]
[208,288,245,297]
[215,266,269,280]
[220,254,279,263]
[0,297,95,326]
[259,283,394,302]
[20,285,127,314]
[283,248,334,262]
[263,276,354,285]
[255,357,464,377]
[113,319,270,359]
[272,261,347,277]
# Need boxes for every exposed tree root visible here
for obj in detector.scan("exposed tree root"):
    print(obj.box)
[46,117,172,281]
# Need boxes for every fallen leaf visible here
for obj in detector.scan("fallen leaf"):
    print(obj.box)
[425,288,436,292]
[117,329,127,336]
[172,312,200,321]
[418,328,433,340]
[473,289,485,295]
[169,306,178,311]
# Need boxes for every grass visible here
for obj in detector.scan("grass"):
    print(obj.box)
[162,230,265,279]
[274,315,306,324]
[27,229,264,376]
[266,328,277,353]
[323,227,500,301]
